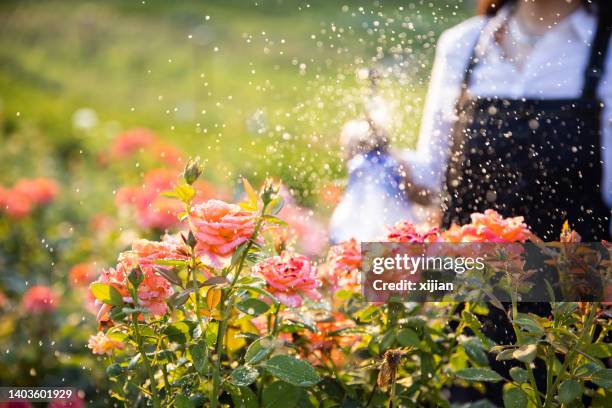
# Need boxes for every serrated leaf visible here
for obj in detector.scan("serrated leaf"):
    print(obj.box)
[226,382,258,408]
[231,365,259,387]
[592,369,612,389]
[263,355,321,387]
[455,368,503,383]
[245,336,275,365]
[90,283,124,306]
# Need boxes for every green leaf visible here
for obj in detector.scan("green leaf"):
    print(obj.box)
[231,365,259,387]
[189,341,207,375]
[237,298,270,316]
[592,369,612,389]
[558,379,582,404]
[503,385,528,408]
[245,336,275,365]
[164,321,196,344]
[263,355,321,387]
[226,382,258,408]
[397,328,420,348]
[267,196,285,216]
[513,344,537,363]
[90,282,124,306]
[262,214,288,226]
[509,367,529,384]
[262,381,300,408]
[175,184,196,203]
[380,331,396,351]
[513,317,544,334]
[496,349,516,361]
[455,368,503,383]
[175,394,194,408]
[462,339,489,366]
[587,343,612,358]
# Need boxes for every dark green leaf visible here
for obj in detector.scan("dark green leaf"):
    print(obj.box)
[456,368,503,383]
[231,365,259,387]
[262,381,300,408]
[509,367,528,384]
[263,355,321,387]
[558,379,582,404]
[592,369,612,389]
[503,385,528,408]
[175,394,194,408]
[245,336,275,365]
[237,297,270,316]
[189,341,207,375]
[397,328,420,348]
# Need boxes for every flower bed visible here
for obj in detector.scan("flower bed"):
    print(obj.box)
[84,159,612,408]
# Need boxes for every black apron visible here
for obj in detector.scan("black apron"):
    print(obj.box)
[442,13,611,242]
[443,12,611,405]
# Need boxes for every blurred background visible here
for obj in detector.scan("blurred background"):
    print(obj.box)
[0,0,471,405]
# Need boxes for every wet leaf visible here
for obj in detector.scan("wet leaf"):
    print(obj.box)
[245,336,275,365]
[509,367,528,384]
[263,355,321,387]
[231,365,259,387]
[175,394,193,408]
[189,341,207,375]
[455,368,503,383]
[503,385,528,408]
[237,297,270,316]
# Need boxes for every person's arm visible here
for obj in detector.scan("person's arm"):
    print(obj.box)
[399,21,482,206]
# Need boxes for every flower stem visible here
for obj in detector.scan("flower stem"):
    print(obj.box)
[210,202,268,408]
[132,313,161,408]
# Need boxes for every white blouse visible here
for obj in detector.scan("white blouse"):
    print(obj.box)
[403,5,612,223]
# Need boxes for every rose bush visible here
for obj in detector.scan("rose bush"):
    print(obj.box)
[84,158,612,408]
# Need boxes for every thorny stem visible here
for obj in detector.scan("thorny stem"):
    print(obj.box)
[510,287,543,408]
[543,302,599,408]
[210,202,268,408]
[132,313,161,408]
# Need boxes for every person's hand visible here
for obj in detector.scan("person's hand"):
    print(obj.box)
[392,150,434,206]
[339,119,388,160]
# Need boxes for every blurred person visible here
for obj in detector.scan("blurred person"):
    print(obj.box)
[334,0,611,242]
[400,0,611,241]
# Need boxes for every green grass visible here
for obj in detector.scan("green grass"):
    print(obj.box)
[0,0,470,206]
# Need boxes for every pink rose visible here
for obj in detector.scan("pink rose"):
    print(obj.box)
[441,209,531,243]
[92,253,173,322]
[189,199,256,266]
[254,252,322,307]
[386,221,439,243]
[22,285,58,314]
[12,177,59,205]
[324,238,361,290]
[111,128,158,158]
